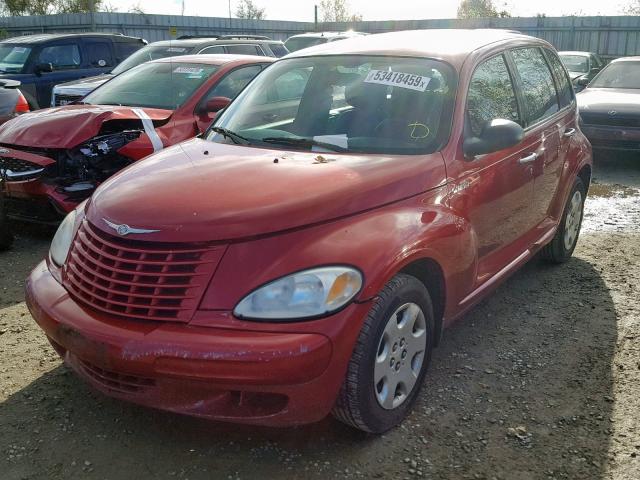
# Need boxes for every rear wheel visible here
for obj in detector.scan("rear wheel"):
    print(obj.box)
[541,177,586,263]
[332,274,434,433]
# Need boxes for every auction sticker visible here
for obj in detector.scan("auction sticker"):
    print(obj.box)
[364,69,431,92]
[173,67,203,74]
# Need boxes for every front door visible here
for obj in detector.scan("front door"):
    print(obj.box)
[449,53,535,285]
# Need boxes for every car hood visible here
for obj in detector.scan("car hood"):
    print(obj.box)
[0,104,172,149]
[577,88,640,114]
[54,74,113,94]
[88,138,447,242]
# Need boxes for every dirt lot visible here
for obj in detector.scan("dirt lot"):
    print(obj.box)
[1,153,639,480]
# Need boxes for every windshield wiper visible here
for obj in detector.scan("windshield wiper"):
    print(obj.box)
[210,126,252,145]
[261,136,348,153]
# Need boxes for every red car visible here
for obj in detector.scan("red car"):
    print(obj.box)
[0,54,272,225]
[26,30,592,433]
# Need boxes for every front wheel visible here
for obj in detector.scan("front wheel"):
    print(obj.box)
[541,177,586,263]
[0,190,13,251]
[332,274,434,433]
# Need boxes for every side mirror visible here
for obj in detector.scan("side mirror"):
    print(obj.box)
[199,96,231,115]
[576,77,590,87]
[35,62,53,74]
[463,119,524,159]
[590,67,600,74]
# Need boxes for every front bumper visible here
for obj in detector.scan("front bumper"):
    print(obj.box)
[25,261,371,426]
[4,179,75,224]
[581,124,640,151]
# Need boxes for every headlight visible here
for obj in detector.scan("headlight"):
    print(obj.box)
[50,202,85,267]
[234,266,363,321]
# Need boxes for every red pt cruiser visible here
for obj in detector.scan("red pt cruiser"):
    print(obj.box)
[26,30,592,433]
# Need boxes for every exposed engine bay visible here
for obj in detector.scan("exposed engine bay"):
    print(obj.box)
[58,129,142,199]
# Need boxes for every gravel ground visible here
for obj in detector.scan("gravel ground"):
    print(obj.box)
[1,153,639,480]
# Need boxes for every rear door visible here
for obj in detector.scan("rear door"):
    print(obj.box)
[508,46,564,228]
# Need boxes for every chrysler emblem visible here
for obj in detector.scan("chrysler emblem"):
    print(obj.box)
[103,218,160,236]
[608,110,617,116]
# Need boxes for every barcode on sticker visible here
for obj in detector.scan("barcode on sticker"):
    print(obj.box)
[364,70,431,92]
[173,67,203,74]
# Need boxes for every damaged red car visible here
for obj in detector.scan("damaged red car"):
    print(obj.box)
[26,30,592,433]
[0,54,272,225]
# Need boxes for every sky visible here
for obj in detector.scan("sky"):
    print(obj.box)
[107,0,635,20]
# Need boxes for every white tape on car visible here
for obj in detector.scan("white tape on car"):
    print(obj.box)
[132,108,164,152]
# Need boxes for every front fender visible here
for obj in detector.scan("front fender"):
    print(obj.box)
[199,186,477,324]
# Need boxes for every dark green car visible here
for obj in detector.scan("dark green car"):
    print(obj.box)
[559,51,605,92]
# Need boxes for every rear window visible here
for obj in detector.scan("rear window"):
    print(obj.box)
[84,61,218,110]
[0,45,32,73]
[284,37,327,52]
[111,45,191,75]
[114,41,143,63]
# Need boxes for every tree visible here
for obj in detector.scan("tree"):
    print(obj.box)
[457,0,510,19]
[1,0,103,15]
[623,1,640,14]
[319,0,362,22]
[235,0,266,20]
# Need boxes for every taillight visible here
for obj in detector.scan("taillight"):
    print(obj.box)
[15,91,30,113]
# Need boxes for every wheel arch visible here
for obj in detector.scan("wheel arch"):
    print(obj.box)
[397,257,446,347]
[577,163,592,193]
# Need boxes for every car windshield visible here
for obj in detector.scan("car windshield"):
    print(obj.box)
[559,54,589,73]
[284,37,327,52]
[0,45,32,73]
[84,61,218,109]
[590,62,640,89]
[207,55,455,155]
[111,44,192,75]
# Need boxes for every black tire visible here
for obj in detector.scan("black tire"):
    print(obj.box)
[0,188,13,251]
[541,177,586,264]
[332,274,435,433]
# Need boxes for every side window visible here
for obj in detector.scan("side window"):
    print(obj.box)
[545,49,573,108]
[226,44,262,56]
[511,47,560,125]
[199,45,226,55]
[202,65,262,101]
[84,41,114,68]
[114,42,142,62]
[271,68,310,101]
[38,44,81,70]
[268,43,288,58]
[467,54,520,137]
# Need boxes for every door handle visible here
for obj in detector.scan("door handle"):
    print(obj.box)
[518,152,538,164]
[563,128,576,137]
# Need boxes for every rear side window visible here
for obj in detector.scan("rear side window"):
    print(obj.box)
[84,41,114,67]
[226,44,262,56]
[467,54,520,136]
[38,44,81,70]
[268,43,289,58]
[545,49,573,108]
[199,45,226,54]
[511,47,559,125]
[114,42,142,63]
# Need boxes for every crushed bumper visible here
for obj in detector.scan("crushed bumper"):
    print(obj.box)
[25,261,371,426]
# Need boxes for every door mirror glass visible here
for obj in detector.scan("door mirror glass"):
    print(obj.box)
[35,62,53,73]
[202,96,231,114]
[463,119,524,158]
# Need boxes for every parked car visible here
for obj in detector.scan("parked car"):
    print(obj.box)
[0,79,30,124]
[0,33,146,109]
[51,36,288,106]
[558,51,604,92]
[577,56,640,150]
[0,54,272,224]
[26,29,591,433]
[284,31,367,52]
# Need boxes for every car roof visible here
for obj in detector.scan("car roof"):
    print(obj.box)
[150,38,283,48]
[1,33,144,44]
[152,54,274,66]
[286,29,545,69]
[288,31,367,39]
[610,56,640,63]
[558,51,593,56]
